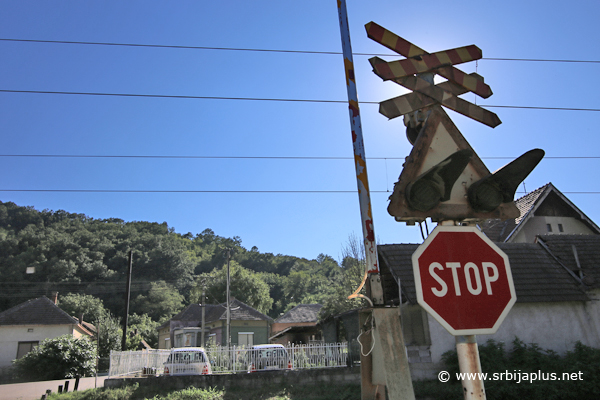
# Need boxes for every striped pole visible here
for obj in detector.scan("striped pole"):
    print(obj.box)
[336,0,381,281]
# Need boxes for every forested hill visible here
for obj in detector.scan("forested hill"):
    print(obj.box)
[0,201,365,327]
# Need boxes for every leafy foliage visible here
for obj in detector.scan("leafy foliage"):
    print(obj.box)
[0,201,365,344]
[47,382,360,400]
[58,293,109,322]
[190,261,273,314]
[132,281,184,321]
[13,335,96,381]
[416,338,600,400]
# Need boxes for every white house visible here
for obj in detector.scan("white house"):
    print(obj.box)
[0,296,94,370]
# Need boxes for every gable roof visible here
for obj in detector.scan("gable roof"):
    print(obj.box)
[0,296,79,326]
[480,183,600,242]
[536,234,600,289]
[378,241,589,306]
[275,304,322,324]
[164,298,273,328]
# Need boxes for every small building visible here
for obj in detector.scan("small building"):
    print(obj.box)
[270,304,323,345]
[0,296,94,369]
[157,299,273,348]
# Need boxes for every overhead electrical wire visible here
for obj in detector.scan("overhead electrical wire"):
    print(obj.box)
[0,189,599,195]
[1,154,600,160]
[0,39,598,197]
[0,89,598,112]
[0,37,599,64]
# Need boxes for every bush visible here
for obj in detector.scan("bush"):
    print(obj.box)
[13,335,96,381]
[415,338,600,400]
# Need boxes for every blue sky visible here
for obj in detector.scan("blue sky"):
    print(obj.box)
[1,1,599,262]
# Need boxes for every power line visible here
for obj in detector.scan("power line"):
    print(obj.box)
[1,154,600,160]
[1,37,598,64]
[0,189,386,193]
[1,89,599,112]
[0,89,347,104]
[1,189,599,195]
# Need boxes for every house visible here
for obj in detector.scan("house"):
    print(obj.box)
[375,183,600,379]
[270,304,323,345]
[0,295,95,370]
[157,299,273,349]
[480,183,600,242]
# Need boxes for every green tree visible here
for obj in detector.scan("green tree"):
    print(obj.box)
[57,293,109,323]
[128,313,159,349]
[191,261,273,314]
[319,233,368,320]
[132,281,184,321]
[13,335,96,381]
[95,314,122,372]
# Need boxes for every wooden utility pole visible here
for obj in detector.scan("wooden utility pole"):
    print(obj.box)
[201,283,206,348]
[121,250,133,351]
[226,248,231,347]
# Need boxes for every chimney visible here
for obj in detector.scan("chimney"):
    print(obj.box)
[79,313,85,325]
[51,292,58,305]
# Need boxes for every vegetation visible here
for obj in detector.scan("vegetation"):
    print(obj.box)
[47,382,361,400]
[0,201,367,349]
[13,335,96,381]
[414,338,600,400]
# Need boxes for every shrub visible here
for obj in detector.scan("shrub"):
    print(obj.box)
[13,335,96,381]
[415,338,600,400]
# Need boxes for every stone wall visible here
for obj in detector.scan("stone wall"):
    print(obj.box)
[105,367,360,391]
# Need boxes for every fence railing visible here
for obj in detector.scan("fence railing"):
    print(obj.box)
[109,342,355,377]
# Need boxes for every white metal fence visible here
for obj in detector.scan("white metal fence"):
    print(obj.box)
[109,342,352,377]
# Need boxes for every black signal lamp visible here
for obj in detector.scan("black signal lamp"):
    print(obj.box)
[468,149,545,212]
[405,149,473,212]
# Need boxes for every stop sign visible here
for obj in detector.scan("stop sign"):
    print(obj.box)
[412,225,516,335]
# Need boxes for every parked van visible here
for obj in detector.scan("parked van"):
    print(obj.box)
[163,347,212,375]
[247,344,292,372]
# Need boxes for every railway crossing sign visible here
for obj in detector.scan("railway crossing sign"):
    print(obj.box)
[412,225,516,335]
[366,22,544,223]
[365,21,499,127]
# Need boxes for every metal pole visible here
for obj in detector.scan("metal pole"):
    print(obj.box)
[336,0,383,305]
[95,320,99,388]
[121,250,133,351]
[456,335,486,400]
[201,284,206,348]
[226,248,231,347]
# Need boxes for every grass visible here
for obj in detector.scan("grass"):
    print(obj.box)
[47,382,361,400]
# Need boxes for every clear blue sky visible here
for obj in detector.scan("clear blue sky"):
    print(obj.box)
[1,1,599,262]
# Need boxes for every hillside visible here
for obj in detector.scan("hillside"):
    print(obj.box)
[0,201,366,348]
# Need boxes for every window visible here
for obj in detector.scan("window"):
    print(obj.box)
[547,224,552,232]
[208,334,216,346]
[558,224,564,232]
[238,332,254,346]
[175,333,183,347]
[16,341,38,359]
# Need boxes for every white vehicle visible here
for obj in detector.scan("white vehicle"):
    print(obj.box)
[163,347,212,376]
[247,344,292,372]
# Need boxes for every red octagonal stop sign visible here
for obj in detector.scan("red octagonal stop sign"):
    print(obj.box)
[412,225,516,335]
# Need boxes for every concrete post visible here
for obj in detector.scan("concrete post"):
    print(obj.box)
[372,308,415,400]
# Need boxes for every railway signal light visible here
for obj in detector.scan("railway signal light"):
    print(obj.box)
[468,149,545,212]
[406,149,473,212]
